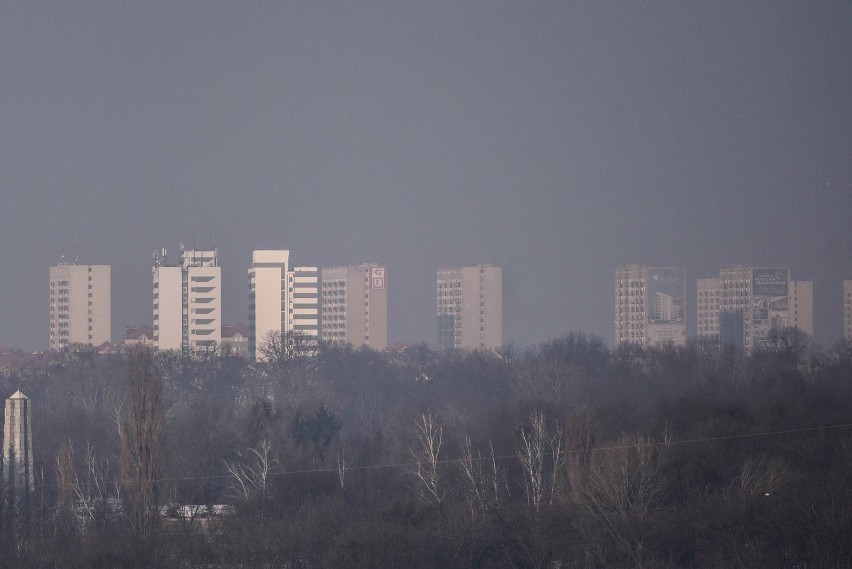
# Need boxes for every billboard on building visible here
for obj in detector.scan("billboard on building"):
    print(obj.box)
[647,267,685,324]
[370,266,386,290]
[752,268,789,348]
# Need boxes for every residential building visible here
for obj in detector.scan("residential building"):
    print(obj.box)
[697,278,722,339]
[615,264,686,348]
[248,250,290,359]
[221,323,249,358]
[120,325,154,349]
[437,263,502,351]
[845,281,852,341]
[788,280,814,337]
[717,266,797,353]
[321,263,388,350]
[3,390,34,503]
[153,247,221,354]
[49,263,111,351]
[248,250,319,360]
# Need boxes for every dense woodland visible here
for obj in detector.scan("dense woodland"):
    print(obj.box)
[2,330,852,568]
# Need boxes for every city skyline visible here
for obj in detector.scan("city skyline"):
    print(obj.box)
[29,253,852,353]
[1,2,850,350]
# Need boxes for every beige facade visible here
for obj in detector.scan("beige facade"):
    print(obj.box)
[788,280,814,337]
[153,248,221,354]
[615,264,686,348]
[437,263,502,351]
[248,250,289,359]
[248,250,319,361]
[3,390,34,496]
[49,263,111,350]
[697,278,722,338]
[321,263,388,350]
[716,266,808,353]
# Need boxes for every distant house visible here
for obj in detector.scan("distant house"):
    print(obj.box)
[121,325,154,349]
[221,324,249,358]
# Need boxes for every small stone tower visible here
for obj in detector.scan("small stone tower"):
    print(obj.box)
[3,390,34,497]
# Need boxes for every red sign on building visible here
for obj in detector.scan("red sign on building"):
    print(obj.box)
[370,267,386,290]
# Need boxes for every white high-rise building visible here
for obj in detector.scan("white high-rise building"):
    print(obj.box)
[844,281,852,341]
[788,280,814,338]
[717,266,800,353]
[248,250,319,361]
[615,264,686,347]
[697,278,722,339]
[437,263,502,351]
[321,263,388,350]
[248,250,290,359]
[153,247,221,354]
[49,263,111,351]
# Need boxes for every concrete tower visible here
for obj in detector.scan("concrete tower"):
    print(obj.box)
[3,390,34,504]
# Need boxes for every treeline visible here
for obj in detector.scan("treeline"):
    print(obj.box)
[2,331,852,568]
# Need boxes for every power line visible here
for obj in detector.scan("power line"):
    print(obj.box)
[29,420,852,490]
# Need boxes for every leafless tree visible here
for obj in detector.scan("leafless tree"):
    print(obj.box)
[258,330,316,365]
[73,442,117,527]
[336,448,347,490]
[409,411,444,505]
[118,347,164,535]
[518,410,547,513]
[459,436,505,517]
[225,439,277,503]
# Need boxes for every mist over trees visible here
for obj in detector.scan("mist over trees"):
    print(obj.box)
[2,331,852,568]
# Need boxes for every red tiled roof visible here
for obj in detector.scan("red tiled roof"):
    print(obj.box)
[222,323,248,338]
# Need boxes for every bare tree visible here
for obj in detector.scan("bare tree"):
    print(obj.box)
[258,330,316,364]
[409,412,444,505]
[54,440,75,528]
[224,439,277,503]
[336,448,347,490]
[517,410,546,512]
[118,347,164,535]
[73,442,118,528]
[459,436,505,517]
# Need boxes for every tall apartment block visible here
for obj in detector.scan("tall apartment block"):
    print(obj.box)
[248,250,319,361]
[615,264,687,347]
[437,263,502,351]
[788,280,814,337]
[844,281,852,341]
[321,263,388,350]
[49,263,111,350]
[3,390,34,504]
[696,278,722,338]
[711,266,812,353]
[153,247,221,354]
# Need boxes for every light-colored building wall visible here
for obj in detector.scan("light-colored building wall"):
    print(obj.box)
[153,266,182,350]
[3,390,34,495]
[49,263,111,350]
[248,251,319,360]
[289,266,320,339]
[153,248,221,354]
[437,263,502,351]
[248,250,289,359]
[789,280,813,337]
[615,264,686,348]
[697,278,722,338]
[719,266,790,353]
[321,263,388,350]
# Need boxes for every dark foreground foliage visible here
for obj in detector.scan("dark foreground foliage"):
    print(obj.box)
[2,333,852,568]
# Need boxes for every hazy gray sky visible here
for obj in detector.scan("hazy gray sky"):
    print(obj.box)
[1,1,850,350]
